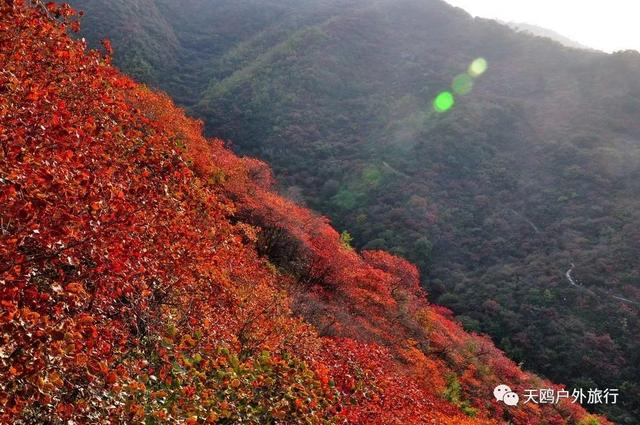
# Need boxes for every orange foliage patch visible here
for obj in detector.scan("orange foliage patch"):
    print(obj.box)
[0,2,610,424]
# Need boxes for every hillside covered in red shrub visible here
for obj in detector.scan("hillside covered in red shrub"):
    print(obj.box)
[0,2,609,424]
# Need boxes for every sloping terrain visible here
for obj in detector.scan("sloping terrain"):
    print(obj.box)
[0,2,613,424]
[67,0,640,422]
[504,22,591,50]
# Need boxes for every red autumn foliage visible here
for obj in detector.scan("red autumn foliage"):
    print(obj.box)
[0,2,611,424]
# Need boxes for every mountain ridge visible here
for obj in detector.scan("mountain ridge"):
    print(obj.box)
[503,21,592,51]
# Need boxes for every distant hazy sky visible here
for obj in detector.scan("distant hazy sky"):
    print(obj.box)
[443,0,640,53]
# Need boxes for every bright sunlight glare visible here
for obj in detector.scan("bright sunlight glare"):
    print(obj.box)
[444,0,640,53]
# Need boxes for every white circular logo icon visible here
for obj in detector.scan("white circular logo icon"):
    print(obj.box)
[494,384,519,406]
[493,384,512,401]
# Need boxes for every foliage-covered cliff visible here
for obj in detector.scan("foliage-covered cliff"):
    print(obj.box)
[67,0,640,422]
[0,2,610,424]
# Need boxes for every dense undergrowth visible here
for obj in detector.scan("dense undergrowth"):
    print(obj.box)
[0,2,609,424]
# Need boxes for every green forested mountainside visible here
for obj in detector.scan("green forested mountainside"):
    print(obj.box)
[75,0,375,104]
[70,0,640,422]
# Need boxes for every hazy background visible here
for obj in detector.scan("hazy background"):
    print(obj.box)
[444,0,640,53]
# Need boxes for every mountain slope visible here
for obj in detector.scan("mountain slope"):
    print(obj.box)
[72,0,180,84]
[0,2,610,424]
[67,0,640,422]
[504,22,591,50]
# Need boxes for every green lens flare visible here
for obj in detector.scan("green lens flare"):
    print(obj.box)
[434,91,455,113]
[452,73,473,95]
[469,58,488,77]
